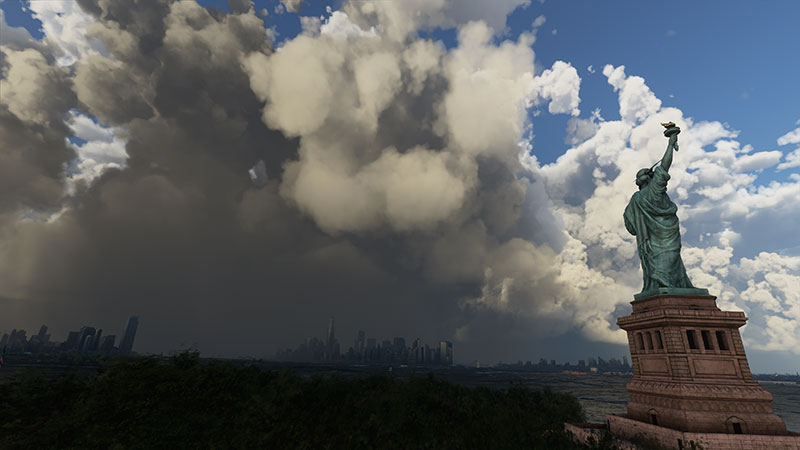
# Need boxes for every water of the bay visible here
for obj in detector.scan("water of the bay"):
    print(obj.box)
[430,370,800,432]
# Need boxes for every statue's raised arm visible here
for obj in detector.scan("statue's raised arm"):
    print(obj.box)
[660,122,680,171]
[623,123,701,297]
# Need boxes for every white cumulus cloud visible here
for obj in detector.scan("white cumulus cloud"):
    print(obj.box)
[66,111,128,192]
[28,0,106,66]
[602,64,661,124]
[777,121,800,146]
[536,64,800,355]
[531,61,581,116]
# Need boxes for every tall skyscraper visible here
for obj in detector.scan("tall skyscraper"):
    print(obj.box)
[63,331,80,350]
[89,329,103,352]
[410,338,421,364]
[356,330,366,353]
[77,326,96,352]
[439,341,453,365]
[119,316,139,354]
[326,316,337,360]
[6,329,17,349]
[7,329,27,352]
[34,325,50,344]
[100,335,116,353]
[327,317,335,344]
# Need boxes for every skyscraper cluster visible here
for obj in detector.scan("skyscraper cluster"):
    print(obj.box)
[276,317,454,366]
[497,355,632,373]
[1,315,140,355]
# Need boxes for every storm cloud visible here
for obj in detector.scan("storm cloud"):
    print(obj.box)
[0,0,602,362]
[3,0,797,366]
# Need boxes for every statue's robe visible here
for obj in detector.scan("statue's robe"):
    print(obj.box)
[624,165,693,292]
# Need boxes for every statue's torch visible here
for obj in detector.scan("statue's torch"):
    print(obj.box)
[661,121,680,152]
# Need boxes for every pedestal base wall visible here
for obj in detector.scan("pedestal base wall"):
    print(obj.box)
[626,400,788,435]
[607,414,800,450]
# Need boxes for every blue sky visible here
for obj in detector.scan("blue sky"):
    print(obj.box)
[2,0,800,372]
[4,0,797,158]
[524,1,800,164]
[7,0,796,167]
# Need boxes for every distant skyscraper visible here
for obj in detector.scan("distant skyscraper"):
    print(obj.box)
[8,329,27,352]
[100,335,116,353]
[410,338,422,364]
[356,330,367,352]
[6,329,17,349]
[89,329,103,352]
[393,337,406,361]
[439,341,453,365]
[35,325,50,344]
[63,331,80,350]
[77,327,96,352]
[326,316,337,360]
[119,316,139,354]
[327,317,335,344]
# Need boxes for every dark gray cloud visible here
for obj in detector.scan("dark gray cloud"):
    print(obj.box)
[0,0,628,364]
[0,13,76,218]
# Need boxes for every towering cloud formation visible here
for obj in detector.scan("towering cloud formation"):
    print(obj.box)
[1,0,798,362]
[539,65,800,357]
[0,47,75,214]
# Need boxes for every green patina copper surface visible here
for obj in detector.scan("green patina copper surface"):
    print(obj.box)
[624,125,699,296]
[633,287,710,301]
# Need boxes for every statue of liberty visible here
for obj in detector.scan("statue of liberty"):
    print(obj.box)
[624,123,697,295]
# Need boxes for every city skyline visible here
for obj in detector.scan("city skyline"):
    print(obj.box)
[2,315,633,371]
[277,316,457,366]
[1,0,799,372]
[1,315,140,356]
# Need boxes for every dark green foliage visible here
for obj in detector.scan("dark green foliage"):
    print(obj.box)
[582,431,628,450]
[0,353,604,449]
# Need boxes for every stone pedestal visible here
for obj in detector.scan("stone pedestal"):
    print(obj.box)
[605,414,800,450]
[618,292,788,435]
